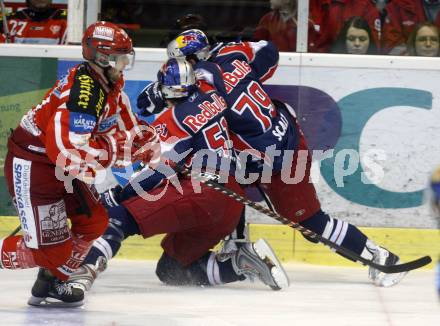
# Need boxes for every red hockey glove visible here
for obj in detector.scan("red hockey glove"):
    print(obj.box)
[131,123,161,168]
[97,130,134,168]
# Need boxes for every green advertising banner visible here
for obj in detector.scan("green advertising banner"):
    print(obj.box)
[0,57,57,215]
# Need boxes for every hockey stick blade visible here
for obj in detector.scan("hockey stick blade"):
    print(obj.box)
[369,255,431,273]
[180,167,432,274]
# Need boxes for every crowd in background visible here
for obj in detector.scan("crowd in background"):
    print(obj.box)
[1,0,440,57]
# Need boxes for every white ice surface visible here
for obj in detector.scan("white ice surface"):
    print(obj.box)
[0,260,439,326]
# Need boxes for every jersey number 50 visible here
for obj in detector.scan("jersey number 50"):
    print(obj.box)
[202,117,233,158]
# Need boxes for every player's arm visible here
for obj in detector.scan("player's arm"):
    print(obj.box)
[216,40,279,82]
[247,41,279,82]
[120,111,193,199]
[118,90,162,167]
[44,72,152,181]
[193,61,227,96]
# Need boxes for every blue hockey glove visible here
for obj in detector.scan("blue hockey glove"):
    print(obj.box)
[136,81,166,117]
[100,185,123,209]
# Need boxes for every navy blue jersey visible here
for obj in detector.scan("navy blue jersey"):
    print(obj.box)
[122,89,237,198]
[209,40,299,172]
[193,60,227,96]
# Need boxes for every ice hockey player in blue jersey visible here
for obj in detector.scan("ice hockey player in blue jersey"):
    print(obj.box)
[159,29,408,288]
[64,58,289,301]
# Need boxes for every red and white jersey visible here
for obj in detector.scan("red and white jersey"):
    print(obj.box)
[0,7,67,44]
[18,62,142,177]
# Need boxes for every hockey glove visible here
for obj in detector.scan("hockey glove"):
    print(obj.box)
[100,185,123,209]
[136,81,166,117]
[97,130,135,168]
[131,123,161,168]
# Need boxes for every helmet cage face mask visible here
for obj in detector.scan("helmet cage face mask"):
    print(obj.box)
[158,58,196,99]
[167,29,210,61]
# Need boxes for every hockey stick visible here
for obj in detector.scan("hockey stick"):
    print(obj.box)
[0,0,11,43]
[255,183,275,212]
[176,167,432,274]
[8,225,21,237]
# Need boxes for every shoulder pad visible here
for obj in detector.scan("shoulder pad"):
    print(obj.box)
[67,66,107,118]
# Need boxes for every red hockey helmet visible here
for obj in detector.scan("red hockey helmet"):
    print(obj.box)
[82,21,135,70]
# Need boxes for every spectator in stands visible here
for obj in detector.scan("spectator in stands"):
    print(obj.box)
[331,16,378,54]
[0,0,67,44]
[253,0,327,52]
[319,0,387,54]
[383,0,440,55]
[406,22,440,57]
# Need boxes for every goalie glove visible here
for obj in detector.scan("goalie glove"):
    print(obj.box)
[136,81,167,117]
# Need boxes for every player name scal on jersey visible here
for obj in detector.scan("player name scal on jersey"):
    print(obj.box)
[223,60,252,94]
[183,93,227,133]
[92,26,114,41]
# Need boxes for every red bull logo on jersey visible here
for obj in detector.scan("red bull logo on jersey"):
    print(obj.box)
[223,60,252,94]
[183,93,227,132]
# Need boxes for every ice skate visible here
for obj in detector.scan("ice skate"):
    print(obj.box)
[231,238,289,290]
[28,268,85,307]
[66,256,108,292]
[368,245,407,287]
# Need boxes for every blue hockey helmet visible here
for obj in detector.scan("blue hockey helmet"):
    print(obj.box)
[157,58,197,99]
[167,29,211,61]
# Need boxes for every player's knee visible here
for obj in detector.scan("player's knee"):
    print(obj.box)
[211,202,243,237]
[74,205,109,241]
[92,205,110,236]
[37,239,73,267]
[156,252,210,286]
[156,253,188,285]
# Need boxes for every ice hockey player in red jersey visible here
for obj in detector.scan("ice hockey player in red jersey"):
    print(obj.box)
[65,58,289,298]
[162,29,408,288]
[0,0,67,44]
[0,21,160,307]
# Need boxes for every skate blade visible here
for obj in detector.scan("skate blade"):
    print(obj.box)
[253,238,290,290]
[28,295,84,308]
[374,271,408,288]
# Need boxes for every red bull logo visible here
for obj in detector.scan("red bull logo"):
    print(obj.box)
[176,34,198,48]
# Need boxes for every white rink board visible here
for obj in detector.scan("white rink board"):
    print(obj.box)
[1,45,439,228]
